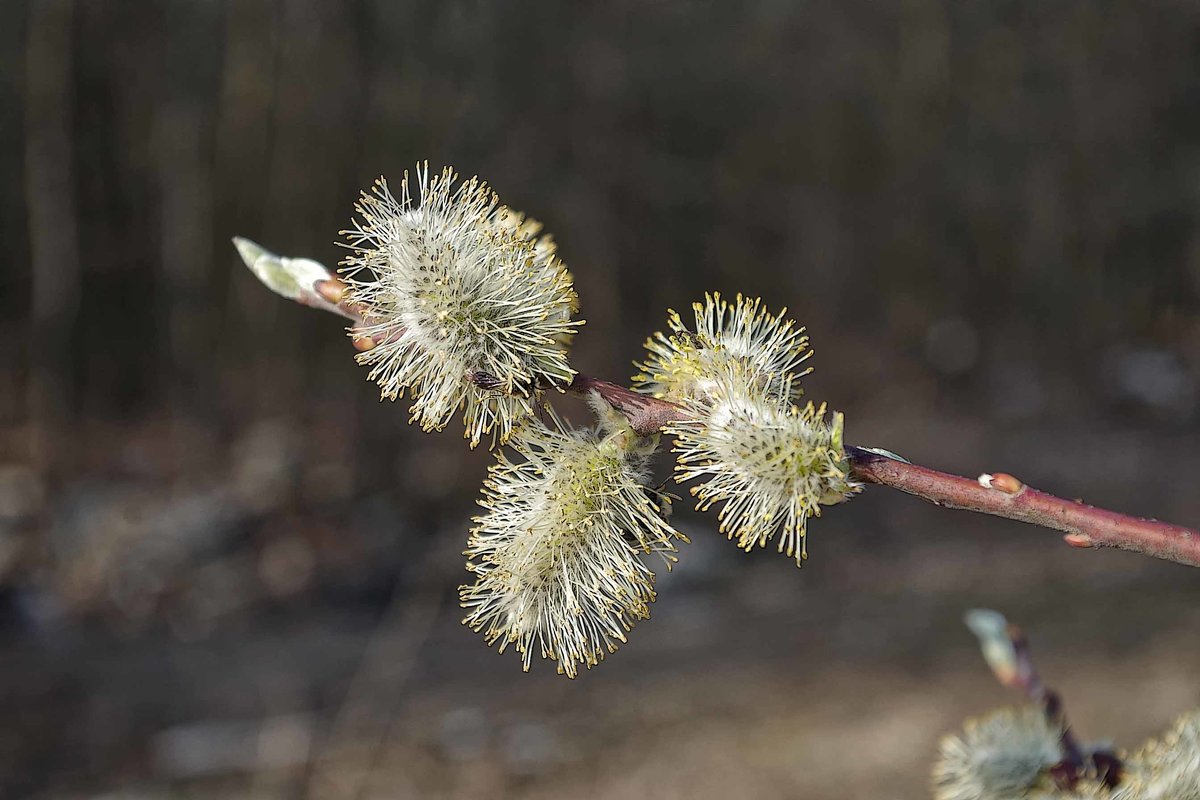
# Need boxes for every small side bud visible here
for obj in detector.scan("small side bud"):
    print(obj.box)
[315,278,348,305]
[979,472,1023,494]
[991,473,1024,494]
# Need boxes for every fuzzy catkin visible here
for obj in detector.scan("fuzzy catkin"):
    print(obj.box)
[340,164,580,447]
[1117,710,1200,800]
[637,295,857,565]
[635,292,811,404]
[668,369,856,564]
[933,707,1065,800]
[460,410,685,678]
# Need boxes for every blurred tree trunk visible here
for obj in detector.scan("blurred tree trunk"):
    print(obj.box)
[157,0,219,422]
[25,0,80,476]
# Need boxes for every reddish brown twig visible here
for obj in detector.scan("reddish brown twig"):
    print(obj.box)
[303,275,1200,569]
[1001,621,1088,788]
[846,447,1200,568]
[564,378,1200,567]
[564,375,689,433]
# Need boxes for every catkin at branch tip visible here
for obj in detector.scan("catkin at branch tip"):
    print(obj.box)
[339,163,581,448]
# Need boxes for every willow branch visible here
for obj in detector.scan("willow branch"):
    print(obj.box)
[845,447,1200,567]
[570,359,1200,567]
[246,259,1200,570]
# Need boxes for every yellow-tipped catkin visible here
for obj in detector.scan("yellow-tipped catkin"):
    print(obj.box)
[635,292,811,404]
[636,296,855,564]
[460,409,686,678]
[340,164,581,447]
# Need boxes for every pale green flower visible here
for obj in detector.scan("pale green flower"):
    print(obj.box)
[340,164,581,447]
[460,409,686,678]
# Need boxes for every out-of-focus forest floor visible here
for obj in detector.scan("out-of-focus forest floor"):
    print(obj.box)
[3,406,1198,800]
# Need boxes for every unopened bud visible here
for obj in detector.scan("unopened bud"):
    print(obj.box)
[990,473,1023,494]
[316,278,347,305]
[233,236,333,304]
[978,472,1023,494]
[964,609,1020,687]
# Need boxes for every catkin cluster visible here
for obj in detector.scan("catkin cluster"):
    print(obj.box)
[636,294,859,565]
[241,164,862,675]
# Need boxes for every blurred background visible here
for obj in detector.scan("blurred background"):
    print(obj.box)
[4,0,1200,797]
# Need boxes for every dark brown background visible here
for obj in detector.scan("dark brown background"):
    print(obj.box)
[3,1,1200,797]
